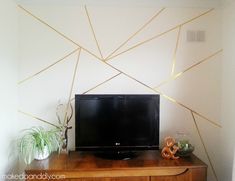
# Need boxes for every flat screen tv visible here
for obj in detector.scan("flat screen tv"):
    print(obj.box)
[75,94,160,155]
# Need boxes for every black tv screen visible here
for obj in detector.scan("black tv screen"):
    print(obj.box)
[75,94,160,151]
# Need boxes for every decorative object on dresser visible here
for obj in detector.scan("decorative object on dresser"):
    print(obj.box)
[175,132,195,157]
[161,136,179,160]
[56,101,73,153]
[25,150,207,181]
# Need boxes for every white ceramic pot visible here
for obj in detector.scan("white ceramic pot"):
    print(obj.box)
[34,146,50,160]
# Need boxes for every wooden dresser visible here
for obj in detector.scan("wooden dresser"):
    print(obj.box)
[25,151,207,181]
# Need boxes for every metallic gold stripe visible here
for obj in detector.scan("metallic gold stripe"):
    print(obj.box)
[96,56,222,128]
[18,5,78,45]
[155,89,222,128]
[171,26,181,76]
[174,49,222,78]
[18,48,79,85]
[181,8,214,27]
[85,5,104,60]
[82,73,122,94]
[106,25,179,61]
[70,73,122,102]
[105,7,165,61]
[106,57,223,128]
[104,60,157,91]
[18,110,59,128]
[63,49,82,124]
[154,49,223,89]
[106,8,214,61]
[18,5,102,61]
[191,111,219,181]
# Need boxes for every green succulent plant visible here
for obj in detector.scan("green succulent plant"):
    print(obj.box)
[18,127,62,164]
[176,140,194,157]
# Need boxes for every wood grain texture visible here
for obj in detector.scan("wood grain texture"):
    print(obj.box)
[151,168,207,181]
[25,151,207,181]
[67,177,149,181]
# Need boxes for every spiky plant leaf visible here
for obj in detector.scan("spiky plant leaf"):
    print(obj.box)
[18,127,63,164]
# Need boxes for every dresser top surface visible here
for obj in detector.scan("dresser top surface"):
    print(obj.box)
[26,151,207,171]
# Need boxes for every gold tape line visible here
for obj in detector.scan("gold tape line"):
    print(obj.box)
[18,48,79,85]
[18,5,102,61]
[155,89,222,128]
[106,8,214,61]
[154,49,223,89]
[171,25,181,76]
[106,25,178,61]
[18,110,59,128]
[105,7,165,61]
[82,73,122,94]
[17,4,220,130]
[102,55,223,128]
[97,56,222,128]
[18,4,77,45]
[70,73,122,102]
[63,49,82,125]
[180,8,214,26]
[85,5,104,60]
[191,111,219,181]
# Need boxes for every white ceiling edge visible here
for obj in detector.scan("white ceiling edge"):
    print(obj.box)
[15,0,222,8]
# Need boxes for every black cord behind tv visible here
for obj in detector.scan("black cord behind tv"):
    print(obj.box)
[75,94,160,159]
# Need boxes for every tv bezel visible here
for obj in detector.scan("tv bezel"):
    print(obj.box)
[75,94,160,151]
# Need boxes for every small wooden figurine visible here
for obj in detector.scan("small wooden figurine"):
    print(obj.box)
[161,136,179,160]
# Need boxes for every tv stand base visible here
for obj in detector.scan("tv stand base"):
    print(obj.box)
[95,151,138,160]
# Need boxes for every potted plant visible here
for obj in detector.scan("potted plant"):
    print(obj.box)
[18,127,62,164]
[176,139,194,157]
[175,132,194,157]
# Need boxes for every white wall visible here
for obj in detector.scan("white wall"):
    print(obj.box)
[220,1,235,181]
[2,1,235,181]
[0,0,19,177]
[17,4,222,181]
